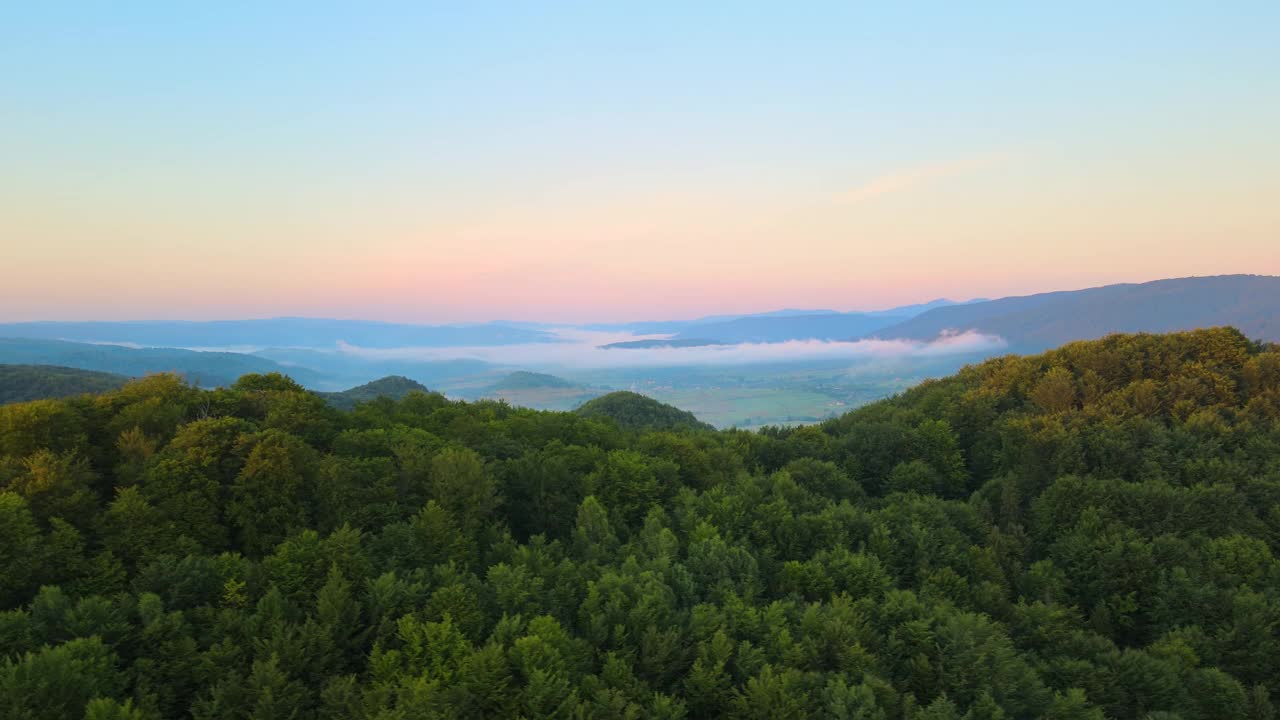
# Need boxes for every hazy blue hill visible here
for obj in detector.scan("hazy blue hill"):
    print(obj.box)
[601,338,728,349]
[251,347,492,388]
[575,390,713,431]
[0,364,128,404]
[491,371,579,390]
[580,320,696,335]
[318,375,432,409]
[692,308,840,322]
[0,318,558,349]
[874,275,1280,350]
[0,337,324,388]
[584,300,960,336]
[864,297,981,317]
[668,312,908,344]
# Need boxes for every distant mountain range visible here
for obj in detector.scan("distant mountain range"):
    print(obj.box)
[248,346,493,389]
[585,298,971,337]
[666,312,909,344]
[873,275,1280,350]
[2,276,1277,402]
[0,338,324,388]
[599,298,979,346]
[598,275,1280,350]
[602,338,731,349]
[0,318,558,349]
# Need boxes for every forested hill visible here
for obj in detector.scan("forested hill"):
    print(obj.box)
[575,390,714,431]
[316,375,430,410]
[0,328,1279,718]
[491,371,580,390]
[875,274,1280,350]
[0,364,127,404]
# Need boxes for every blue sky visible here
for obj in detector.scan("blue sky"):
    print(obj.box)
[3,2,1277,321]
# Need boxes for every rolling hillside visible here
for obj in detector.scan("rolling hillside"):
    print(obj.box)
[0,365,128,404]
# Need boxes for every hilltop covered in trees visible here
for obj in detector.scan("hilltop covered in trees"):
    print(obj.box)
[1,328,1279,718]
[491,371,580,391]
[574,390,714,432]
[316,376,430,411]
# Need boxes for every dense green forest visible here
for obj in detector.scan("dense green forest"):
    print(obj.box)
[1,328,1279,718]
[0,365,127,404]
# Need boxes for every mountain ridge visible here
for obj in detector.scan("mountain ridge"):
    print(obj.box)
[871,274,1280,350]
[0,337,325,388]
[0,318,559,349]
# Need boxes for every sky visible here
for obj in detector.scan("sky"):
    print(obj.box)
[3,2,1278,322]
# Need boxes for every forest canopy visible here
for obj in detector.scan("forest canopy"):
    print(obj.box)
[0,364,127,404]
[1,327,1279,718]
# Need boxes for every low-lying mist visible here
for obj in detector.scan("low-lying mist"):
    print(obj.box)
[332,328,1007,369]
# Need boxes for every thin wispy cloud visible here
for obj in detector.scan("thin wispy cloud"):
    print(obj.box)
[842,154,1005,203]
